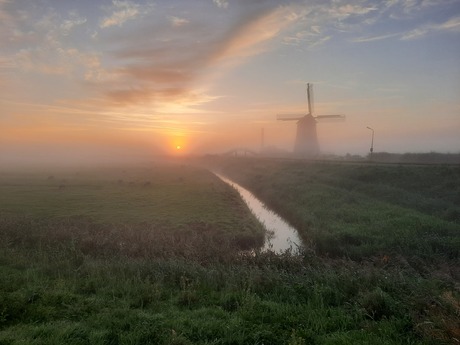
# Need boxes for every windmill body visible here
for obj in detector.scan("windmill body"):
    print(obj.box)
[278,83,344,157]
[294,114,319,156]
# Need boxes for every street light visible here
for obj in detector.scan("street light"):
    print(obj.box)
[366,126,374,158]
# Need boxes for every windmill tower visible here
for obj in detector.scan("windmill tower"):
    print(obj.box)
[277,83,345,157]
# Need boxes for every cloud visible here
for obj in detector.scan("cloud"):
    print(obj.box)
[401,15,460,40]
[283,29,332,48]
[280,1,392,48]
[401,27,428,40]
[385,0,457,19]
[213,0,228,9]
[440,15,460,31]
[100,3,301,109]
[0,0,11,22]
[353,32,400,42]
[0,2,111,82]
[384,0,399,7]
[334,4,378,17]
[100,0,141,28]
[3,0,458,135]
[210,5,300,62]
[61,13,87,35]
[6,0,418,111]
[0,56,14,69]
[169,16,189,27]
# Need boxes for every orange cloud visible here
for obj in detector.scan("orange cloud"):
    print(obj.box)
[98,4,301,110]
[211,5,299,63]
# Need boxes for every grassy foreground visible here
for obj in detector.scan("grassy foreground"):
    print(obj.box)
[217,158,460,261]
[212,157,460,343]
[0,159,459,344]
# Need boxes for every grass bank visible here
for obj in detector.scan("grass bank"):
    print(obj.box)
[211,157,460,343]
[216,158,460,263]
[1,159,459,344]
[2,217,457,344]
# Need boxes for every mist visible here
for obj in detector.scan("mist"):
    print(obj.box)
[1,1,459,342]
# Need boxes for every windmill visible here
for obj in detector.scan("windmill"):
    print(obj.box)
[277,83,345,157]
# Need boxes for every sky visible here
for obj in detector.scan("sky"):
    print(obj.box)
[1,0,460,163]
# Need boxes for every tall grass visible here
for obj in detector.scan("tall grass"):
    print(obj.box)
[1,160,459,344]
[2,215,457,344]
[217,158,460,263]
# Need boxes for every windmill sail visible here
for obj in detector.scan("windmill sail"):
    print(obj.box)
[315,114,345,121]
[277,83,345,157]
[307,83,314,115]
[277,114,306,121]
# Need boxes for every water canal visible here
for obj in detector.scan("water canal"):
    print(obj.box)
[214,173,302,253]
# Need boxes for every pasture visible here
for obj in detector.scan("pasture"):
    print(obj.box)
[217,158,460,262]
[0,159,459,344]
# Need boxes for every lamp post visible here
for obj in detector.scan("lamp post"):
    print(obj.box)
[366,126,374,159]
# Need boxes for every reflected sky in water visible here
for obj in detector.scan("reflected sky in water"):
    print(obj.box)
[215,173,302,253]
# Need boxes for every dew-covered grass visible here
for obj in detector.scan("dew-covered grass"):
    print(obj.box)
[0,159,458,344]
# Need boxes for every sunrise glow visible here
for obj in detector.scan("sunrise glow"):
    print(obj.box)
[0,0,459,164]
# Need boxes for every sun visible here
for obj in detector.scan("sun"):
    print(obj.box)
[169,135,186,154]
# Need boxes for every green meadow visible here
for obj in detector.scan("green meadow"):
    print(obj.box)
[217,159,460,261]
[0,164,262,231]
[0,159,459,344]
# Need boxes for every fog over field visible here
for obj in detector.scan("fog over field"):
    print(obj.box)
[1,2,459,343]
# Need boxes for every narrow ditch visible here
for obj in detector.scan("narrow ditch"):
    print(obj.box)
[214,173,302,253]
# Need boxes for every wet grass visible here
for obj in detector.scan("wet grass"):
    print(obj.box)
[2,221,457,345]
[217,158,460,262]
[0,163,264,249]
[212,157,460,343]
[1,159,459,344]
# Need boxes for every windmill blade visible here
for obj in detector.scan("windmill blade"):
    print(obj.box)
[315,114,346,122]
[306,83,314,116]
[277,114,305,121]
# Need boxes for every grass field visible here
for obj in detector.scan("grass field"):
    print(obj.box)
[0,163,262,229]
[1,159,459,344]
[0,163,264,251]
[212,157,460,343]
[217,158,460,262]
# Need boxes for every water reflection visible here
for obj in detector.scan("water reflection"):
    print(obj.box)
[215,173,302,253]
